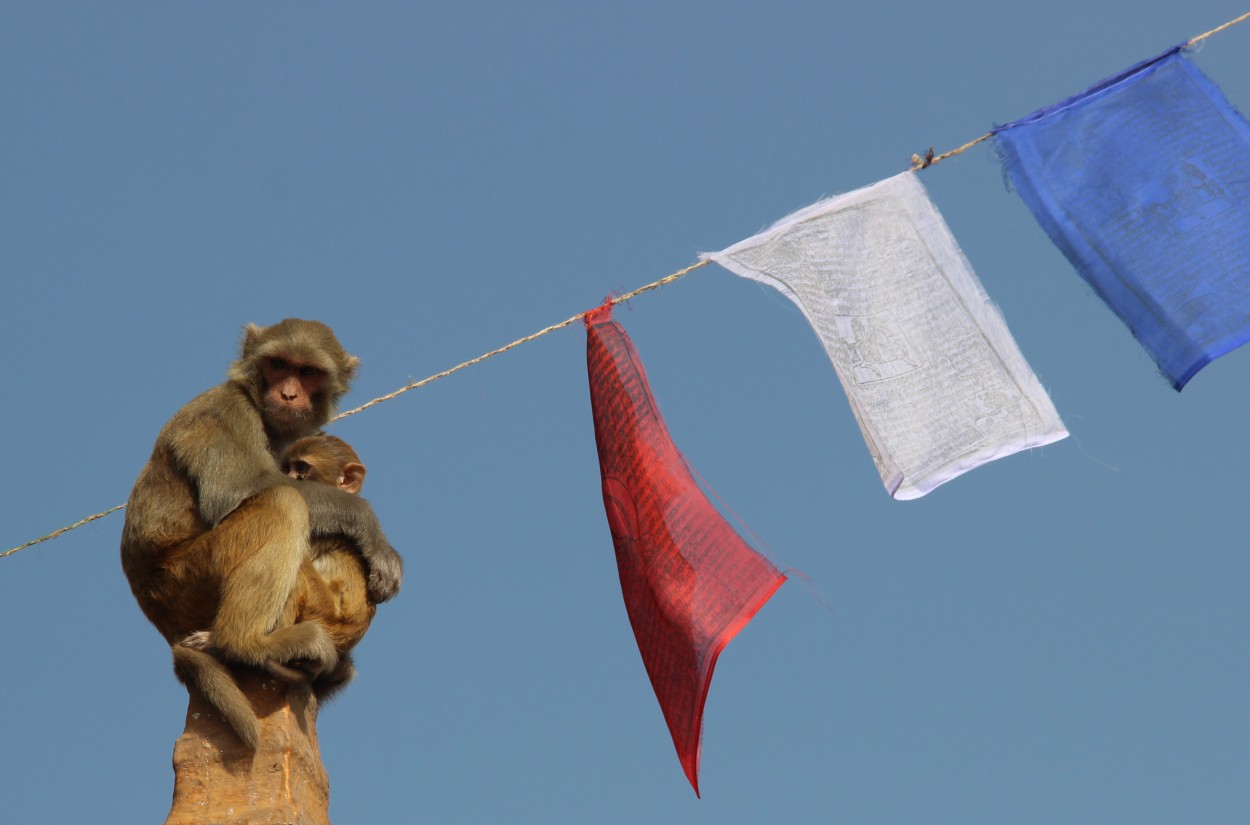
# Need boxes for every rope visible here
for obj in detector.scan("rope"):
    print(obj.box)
[2,261,711,558]
[910,10,1250,170]
[910,133,994,170]
[333,259,709,421]
[1,505,126,559]
[7,9,1250,558]
[1187,10,1250,46]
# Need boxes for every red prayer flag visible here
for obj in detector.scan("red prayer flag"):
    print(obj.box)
[585,302,786,796]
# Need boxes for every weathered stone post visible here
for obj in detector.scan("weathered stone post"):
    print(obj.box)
[164,669,330,825]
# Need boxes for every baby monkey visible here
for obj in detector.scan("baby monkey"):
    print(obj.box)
[279,434,378,696]
[176,434,379,745]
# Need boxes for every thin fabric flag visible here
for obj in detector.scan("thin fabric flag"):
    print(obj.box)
[585,302,785,797]
[704,172,1067,499]
[995,46,1250,390]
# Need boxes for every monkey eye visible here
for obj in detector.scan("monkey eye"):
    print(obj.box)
[299,365,324,378]
[290,460,312,479]
[268,357,290,372]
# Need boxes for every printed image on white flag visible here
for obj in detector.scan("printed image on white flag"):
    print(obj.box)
[703,172,1067,499]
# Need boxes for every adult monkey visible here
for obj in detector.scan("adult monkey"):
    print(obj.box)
[121,319,402,733]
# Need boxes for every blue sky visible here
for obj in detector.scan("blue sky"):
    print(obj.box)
[3,3,1249,823]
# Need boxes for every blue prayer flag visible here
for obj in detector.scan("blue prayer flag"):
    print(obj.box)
[994,47,1250,390]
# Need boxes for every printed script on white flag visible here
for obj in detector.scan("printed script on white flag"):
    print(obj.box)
[703,172,1067,499]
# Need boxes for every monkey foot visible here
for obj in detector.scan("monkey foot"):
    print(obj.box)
[180,630,212,650]
[263,656,334,685]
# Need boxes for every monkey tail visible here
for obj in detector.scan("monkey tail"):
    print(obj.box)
[171,645,261,749]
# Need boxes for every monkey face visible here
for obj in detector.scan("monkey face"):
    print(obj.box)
[282,436,367,495]
[261,357,326,425]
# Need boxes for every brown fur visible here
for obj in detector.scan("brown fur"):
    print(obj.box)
[120,320,402,747]
[281,435,379,698]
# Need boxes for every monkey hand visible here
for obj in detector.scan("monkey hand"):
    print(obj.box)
[300,483,401,601]
[362,536,403,603]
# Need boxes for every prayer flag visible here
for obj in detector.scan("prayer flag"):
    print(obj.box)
[585,303,785,797]
[994,46,1250,390]
[704,172,1067,499]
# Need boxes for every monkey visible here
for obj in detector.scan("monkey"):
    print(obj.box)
[174,434,381,740]
[121,319,403,746]
[279,434,379,698]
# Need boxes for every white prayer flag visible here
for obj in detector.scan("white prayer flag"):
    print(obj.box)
[703,172,1067,499]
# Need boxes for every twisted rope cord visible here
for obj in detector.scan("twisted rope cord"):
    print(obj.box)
[1187,10,1250,45]
[7,10,1249,558]
[333,259,709,422]
[3,261,711,557]
[1,505,126,559]
[909,10,1250,170]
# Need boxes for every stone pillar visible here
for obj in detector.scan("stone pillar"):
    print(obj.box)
[164,669,330,825]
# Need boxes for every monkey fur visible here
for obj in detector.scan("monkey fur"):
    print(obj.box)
[280,434,380,699]
[176,434,382,739]
[120,319,402,747]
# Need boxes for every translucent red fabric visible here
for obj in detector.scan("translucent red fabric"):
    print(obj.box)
[585,302,785,796]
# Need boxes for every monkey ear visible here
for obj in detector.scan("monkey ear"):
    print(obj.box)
[343,354,361,381]
[240,323,267,358]
[339,462,366,494]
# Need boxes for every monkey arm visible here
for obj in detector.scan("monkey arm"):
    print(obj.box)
[189,431,403,605]
[161,384,401,602]
[197,462,291,529]
[293,482,403,603]
[165,386,306,528]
